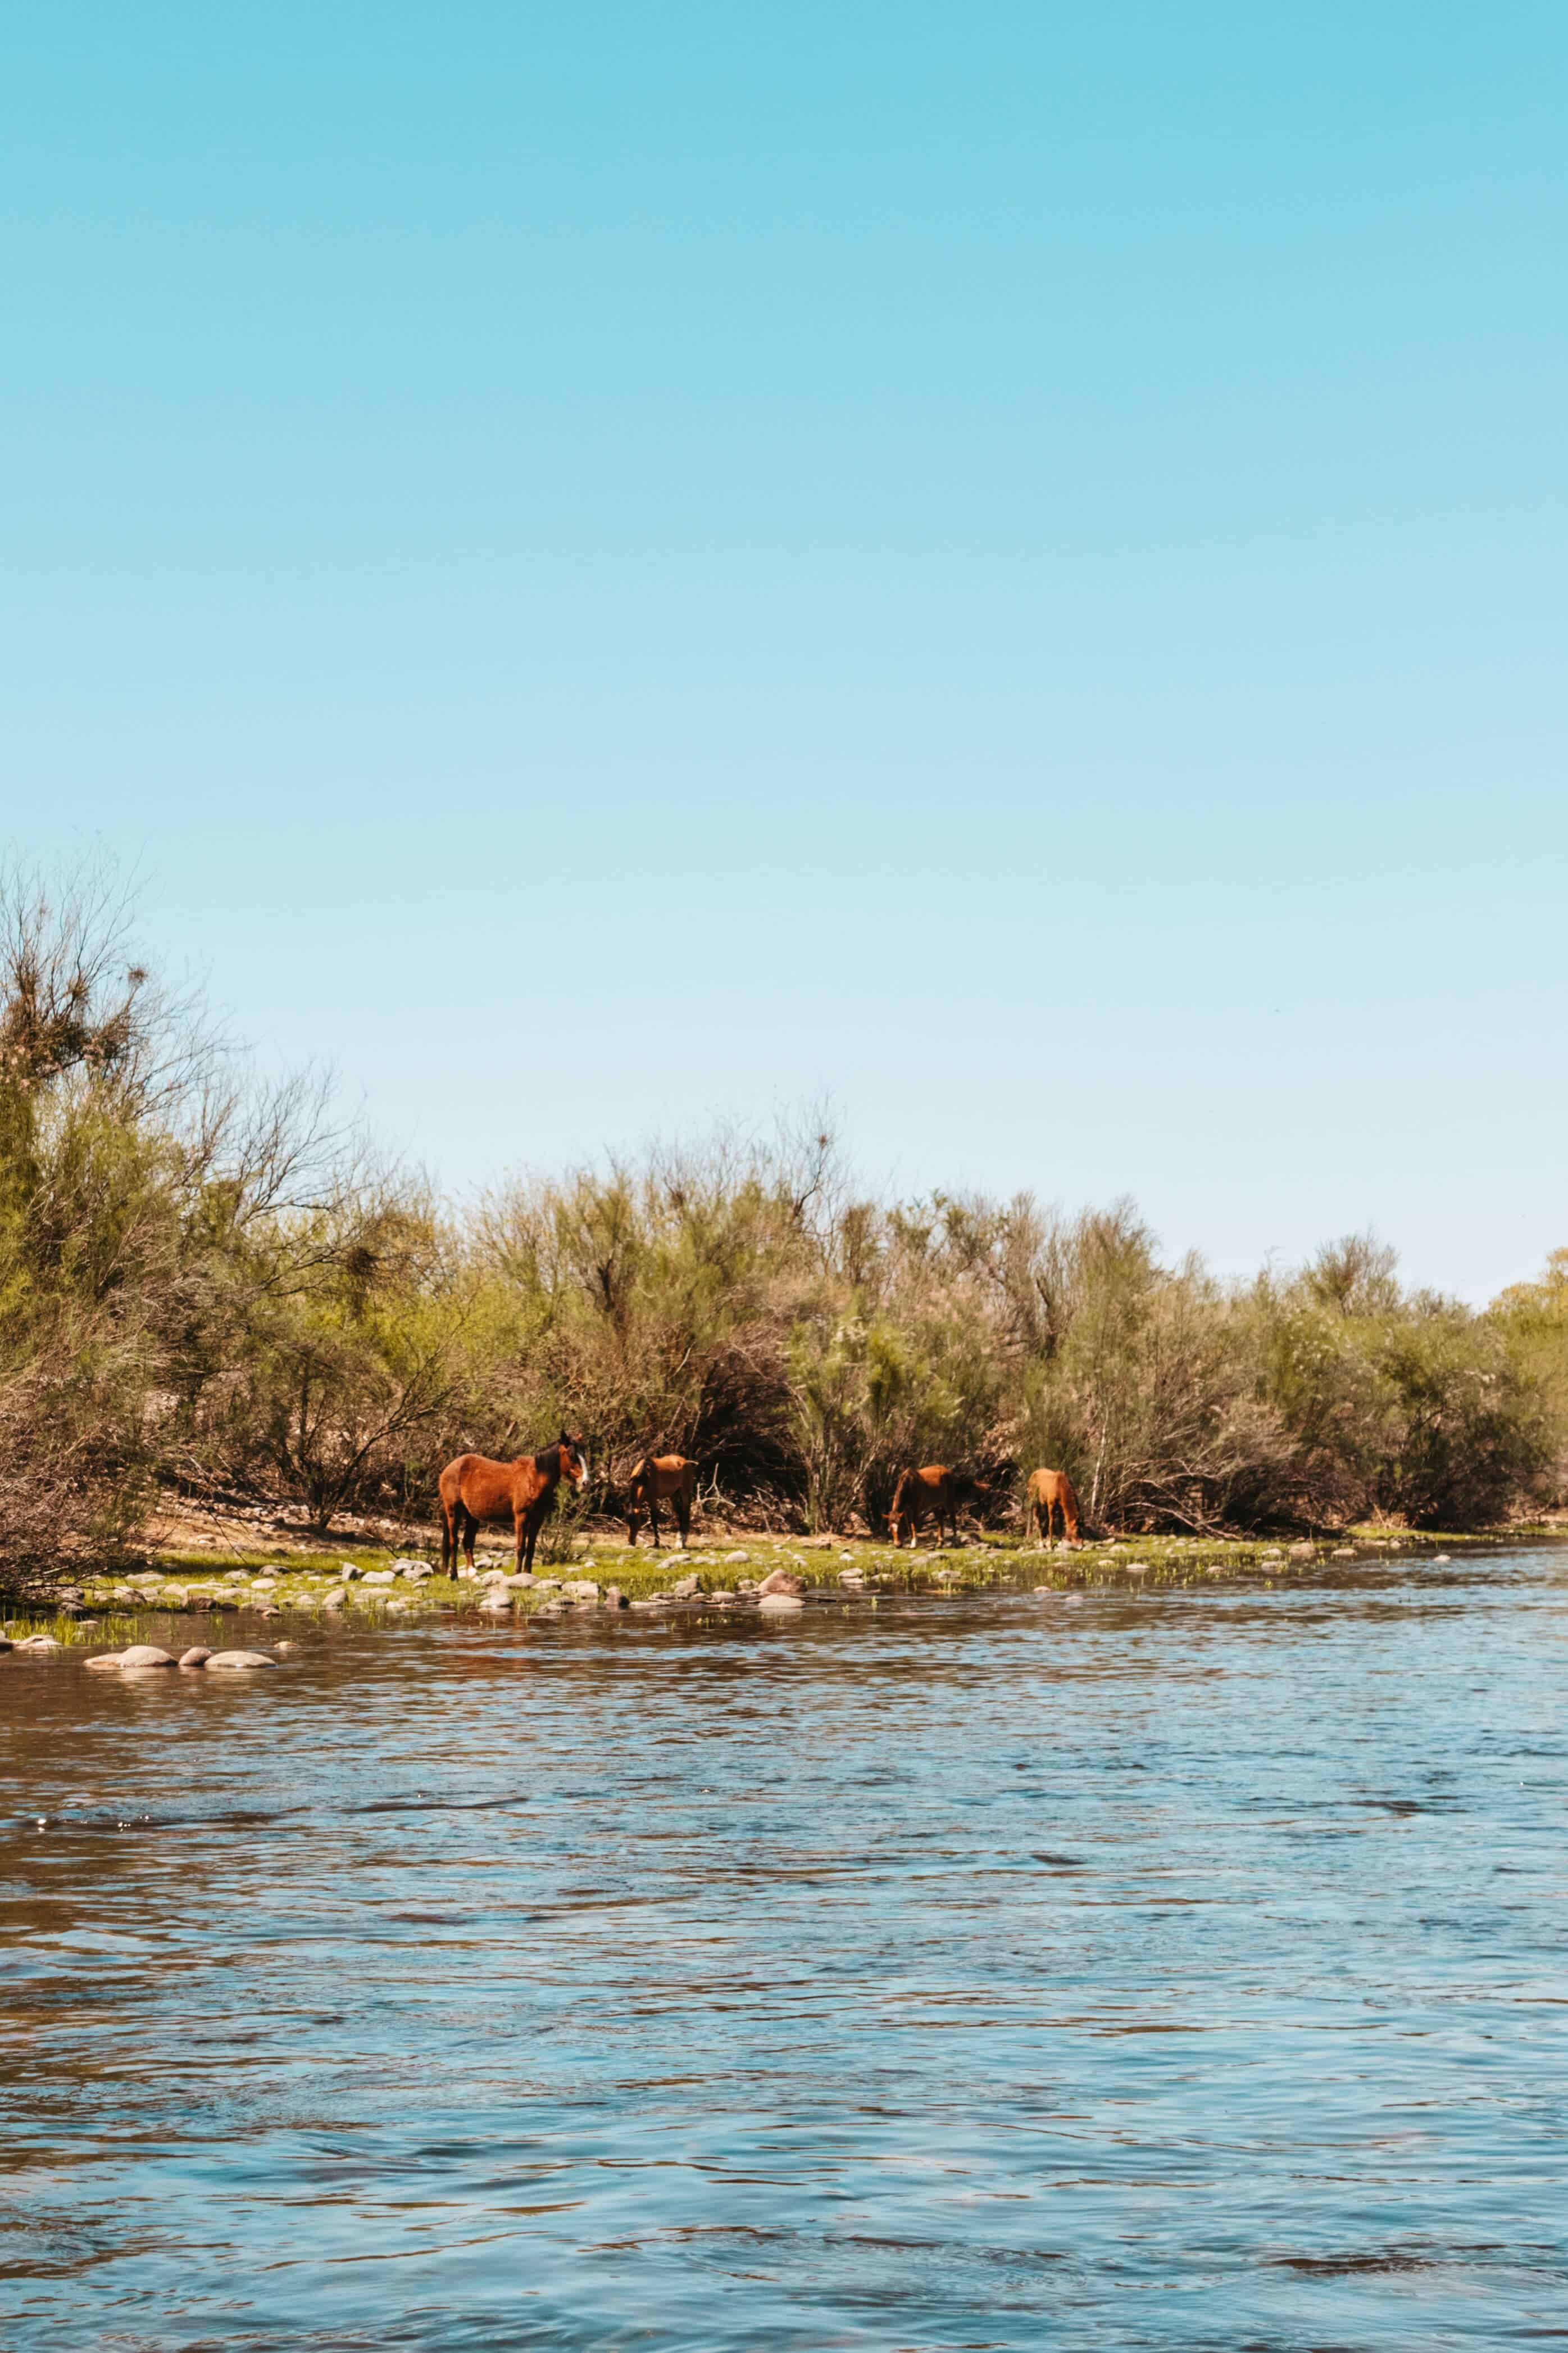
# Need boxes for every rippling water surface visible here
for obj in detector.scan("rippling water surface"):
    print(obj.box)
[3,1550,1567,2349]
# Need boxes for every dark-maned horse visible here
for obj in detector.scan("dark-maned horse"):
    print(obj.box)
[888,1463,964,1549]
[438,1432,587,1576]
[625,1453,698,1549]
[1024,1466,1081,1546]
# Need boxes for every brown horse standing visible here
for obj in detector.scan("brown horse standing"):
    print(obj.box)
[888,1464,962,1549]
[625,1453,698,1549]
[438,1433,587,1576]
[1025,1466,1081,1545]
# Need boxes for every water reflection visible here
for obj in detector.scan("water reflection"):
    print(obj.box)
[3,1553,1566,2347]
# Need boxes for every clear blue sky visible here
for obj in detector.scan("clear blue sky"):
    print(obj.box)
[4,3,1564,1299]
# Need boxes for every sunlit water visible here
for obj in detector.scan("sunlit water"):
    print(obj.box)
[2,1549,1566,2350]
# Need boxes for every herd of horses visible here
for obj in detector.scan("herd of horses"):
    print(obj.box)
[437,1437,1080,1576]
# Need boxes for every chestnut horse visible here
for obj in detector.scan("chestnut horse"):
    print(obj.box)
[1024,1466,1081,1545]
[438,1432,587,1576]
[888,1463,962,1549]
[625,1453,698,1549]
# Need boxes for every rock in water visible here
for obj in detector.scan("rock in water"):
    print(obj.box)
[120,1644,178,1669]
[758,1592,805,1614]
[671,1572,701,1597]
[179,1646,212,1668]
[203,1649,279,1671]
[757,1567,803,1597]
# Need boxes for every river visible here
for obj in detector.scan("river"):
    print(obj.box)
[2,1548,1565,2348]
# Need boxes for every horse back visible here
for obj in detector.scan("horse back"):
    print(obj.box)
[1028,1466,1078,1507]
[441,1452,533,1518]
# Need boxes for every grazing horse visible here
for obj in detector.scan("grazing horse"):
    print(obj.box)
[438,1432,587,1577]
[625,1453,698,1549]
[888,1463,963,1549]
[1024,1466,1081,1546]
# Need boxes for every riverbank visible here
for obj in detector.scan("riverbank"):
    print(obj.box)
[6,1524,1557,1649]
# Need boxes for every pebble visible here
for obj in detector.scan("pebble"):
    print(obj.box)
[757,1567,803,1598]
[758,1593,805,1614]
[16,1635,61,1652]
[362,1570,396,1586]
[670,1572,701,1597]
[203,1650,279,1671]
[179,1646,212,1669]
[321,1589,347,1608]
[724,1550,748,1563]
[339,1563,362,1580]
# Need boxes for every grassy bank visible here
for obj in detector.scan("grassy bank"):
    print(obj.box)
[8,1523,1553,1645]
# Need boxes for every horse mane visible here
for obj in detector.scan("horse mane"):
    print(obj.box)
[534,1443,561,1480]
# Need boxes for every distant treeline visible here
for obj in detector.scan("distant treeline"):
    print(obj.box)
[2,859,1565,1576]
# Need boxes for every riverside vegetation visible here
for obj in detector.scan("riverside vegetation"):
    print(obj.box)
[2,856,1566,1608]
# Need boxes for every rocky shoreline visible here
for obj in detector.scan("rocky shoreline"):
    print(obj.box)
[0,1526,1519,1667]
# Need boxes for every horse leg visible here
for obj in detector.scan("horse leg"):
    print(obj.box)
[440,1496,453,1577]
[648,1494,661,1550]
[675,1490,690,1549]
[522,1502,546,1574]
[461,1507,478,1574]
